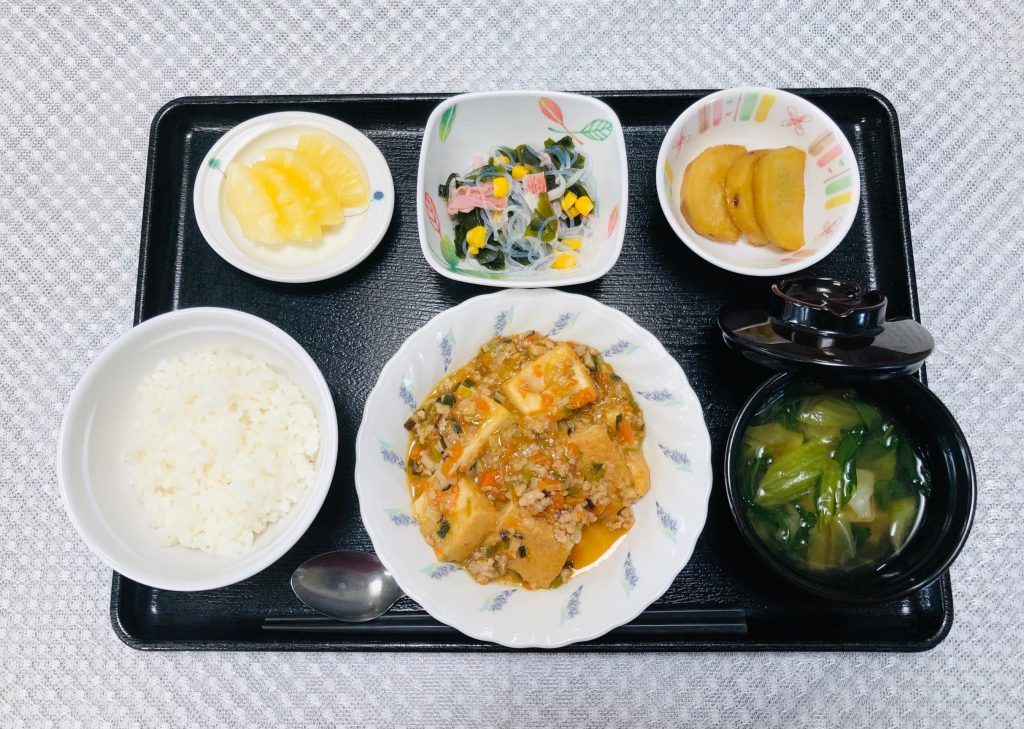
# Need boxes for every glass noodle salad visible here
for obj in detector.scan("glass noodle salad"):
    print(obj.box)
[438,137,597,272]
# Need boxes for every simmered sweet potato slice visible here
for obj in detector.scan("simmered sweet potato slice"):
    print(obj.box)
[724,150,770,246]
[752,146,806,251]
[680,144,747,242]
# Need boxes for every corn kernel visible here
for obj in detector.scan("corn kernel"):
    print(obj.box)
[511,165,527,180]
[563,238,582,250]
[567,206,578,217]
[551,254,577,269]
[491,155,510,166]
[561,191,578,211]
[466,225,487,249]
[492,176,510,198]
[574,195,594,216]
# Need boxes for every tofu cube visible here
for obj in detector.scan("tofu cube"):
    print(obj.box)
[569,423,634,498]
[498,505,573,589]
[415,478,498,562]
[434,397,511,488]
[625,450,651,498]
[412,487,443,547]
[500,344,597,416]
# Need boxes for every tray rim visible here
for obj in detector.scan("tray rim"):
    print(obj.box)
[120,88,952,653]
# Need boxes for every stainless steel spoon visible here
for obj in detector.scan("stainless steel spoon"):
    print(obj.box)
[290,550,404,622]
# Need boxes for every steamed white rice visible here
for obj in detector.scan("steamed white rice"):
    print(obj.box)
[126,348,320,557]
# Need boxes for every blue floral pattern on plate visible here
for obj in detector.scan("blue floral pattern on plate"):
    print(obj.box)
[480,589,516,612]
[620,552,638,597]
[436,328,455,371]
[659,443,692,472]
[559,585,583,624]
[399,373,416,411]
[636,388,680,406]
[379,440,405,468]
[384,508,416,527]
[546,312,580,337]
[421,563,460,580]
[602,339,638,357]
[656,501,679,543]
[493,306,514,336]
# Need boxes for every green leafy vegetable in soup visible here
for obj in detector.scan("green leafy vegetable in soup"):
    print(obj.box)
[739,384,929,573]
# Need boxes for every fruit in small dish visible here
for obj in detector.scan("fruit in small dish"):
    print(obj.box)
[224,134,369,245]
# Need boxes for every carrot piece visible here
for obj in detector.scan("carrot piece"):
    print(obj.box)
[617,419,635,445]
[570,388,597,409]
[479,469,501,488]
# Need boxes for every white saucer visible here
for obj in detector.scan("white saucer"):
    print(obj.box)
[194,111,394,283]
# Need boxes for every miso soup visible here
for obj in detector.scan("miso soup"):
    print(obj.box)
[738,383,930,574]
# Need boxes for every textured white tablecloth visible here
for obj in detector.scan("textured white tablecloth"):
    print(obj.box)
[2,1,1022,726]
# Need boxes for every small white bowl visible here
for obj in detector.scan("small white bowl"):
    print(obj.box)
[656,87,860,277]
[194,112,394,283]
[354,289,712,647]
[417,91,628,288]
[58,308,339,591]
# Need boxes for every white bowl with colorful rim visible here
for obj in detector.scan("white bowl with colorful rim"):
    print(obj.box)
[656,87,861,277]
[354,289,712,648]
[194,111,394,283]
[417,91,628,288]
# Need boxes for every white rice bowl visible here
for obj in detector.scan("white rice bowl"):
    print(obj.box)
[126,348,320,557]
[58,307,338,592]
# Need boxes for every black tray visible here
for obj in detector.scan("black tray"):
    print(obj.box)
[114,89,952,651]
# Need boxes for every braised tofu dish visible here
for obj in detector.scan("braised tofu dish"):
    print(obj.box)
[405,332,650,589]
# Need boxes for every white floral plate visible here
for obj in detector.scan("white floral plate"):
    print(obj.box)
[354,289,712,648]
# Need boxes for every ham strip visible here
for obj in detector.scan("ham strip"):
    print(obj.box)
[446,182,508,214]
[523,173,547,195]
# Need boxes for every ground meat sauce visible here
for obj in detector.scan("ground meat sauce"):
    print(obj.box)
[405,331,650,589]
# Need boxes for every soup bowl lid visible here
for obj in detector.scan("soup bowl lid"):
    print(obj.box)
[718,276,934,382]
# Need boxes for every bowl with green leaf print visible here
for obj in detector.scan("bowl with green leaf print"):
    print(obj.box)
[417,91,628,288]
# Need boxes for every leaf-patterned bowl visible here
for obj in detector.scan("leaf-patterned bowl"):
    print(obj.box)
[656,87,861,277]
[354,289,712,648]
[417,91,628,288]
